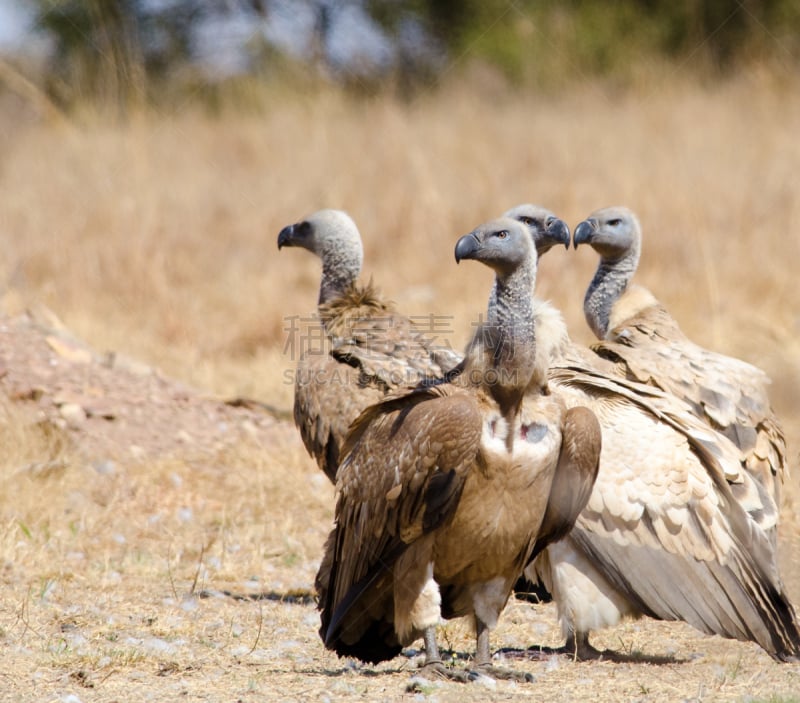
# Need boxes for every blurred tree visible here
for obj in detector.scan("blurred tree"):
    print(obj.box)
[365,0,800,87]
[33,0,259,111]
[27,0,800,109]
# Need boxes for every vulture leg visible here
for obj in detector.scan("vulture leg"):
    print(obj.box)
[564,631,606,661]
[417,626,470,682]
[468,617,534,682]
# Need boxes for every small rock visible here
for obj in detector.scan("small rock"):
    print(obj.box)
[175,430,192,443]
[92,460,116,475]
[180,597,198,612]
[141,637,174,654]
[59,403,86,428]
[241,419,259,438]
[469,672,497,688]
[46,335,93,364]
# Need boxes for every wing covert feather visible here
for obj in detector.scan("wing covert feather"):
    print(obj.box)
[594,300,787,503]
[548,366,773,564]
[293,350,383,482]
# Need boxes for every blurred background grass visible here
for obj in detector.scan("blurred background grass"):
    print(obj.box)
[0,0,796,423]
[0,1,798,420]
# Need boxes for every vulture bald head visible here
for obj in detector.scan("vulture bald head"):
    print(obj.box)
[503,204,570,256]
[455,217,536,277]
[573,206,646,340]
[278,209,364,304]
[572,206,642,262]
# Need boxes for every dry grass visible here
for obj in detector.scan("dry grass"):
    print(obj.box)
[1,73,800,700]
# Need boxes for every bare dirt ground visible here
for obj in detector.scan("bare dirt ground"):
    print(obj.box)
[1,308,800,703]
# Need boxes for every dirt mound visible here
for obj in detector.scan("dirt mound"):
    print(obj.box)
[0,306,291,464]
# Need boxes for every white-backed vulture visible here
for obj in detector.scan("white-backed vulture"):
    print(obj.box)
[539,358,800,661]
[315,218,601,681]
[573,206,786,517]
[503,205,800,662]
[278,209,457,482]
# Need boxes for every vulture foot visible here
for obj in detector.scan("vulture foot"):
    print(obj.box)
[562,632,607,661]
[468,664,535,683]
[773,651,800,664]
[416,661,471,683]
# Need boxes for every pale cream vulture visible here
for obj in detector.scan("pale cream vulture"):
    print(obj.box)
[573,206,785,521]
[315,218,601,681]
[505,205,800,661]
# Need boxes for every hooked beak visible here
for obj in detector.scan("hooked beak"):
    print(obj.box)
[277,224,295,249]
[454,232,481,263]
[546,217,570,250]
[572,219,597,249]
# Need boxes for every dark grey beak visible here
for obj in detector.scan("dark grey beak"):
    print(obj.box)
[455,233,481,263]
[277,224,295,249]
[546,217,570,250]
[572,219,596,249]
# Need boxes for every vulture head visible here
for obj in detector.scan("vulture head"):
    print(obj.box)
[455,217,536,278]
[503,203,570,256]
[278,209,364,302]
[572,206,641,261]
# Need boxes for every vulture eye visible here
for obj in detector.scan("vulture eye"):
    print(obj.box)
[607,218,622,227]
[519,216,533,226]
[496,230,509,240]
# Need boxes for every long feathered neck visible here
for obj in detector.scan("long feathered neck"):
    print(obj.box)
[482,260,538,417]
[318,242,363,306]
[583,245,639,340]
[489,266,536,356]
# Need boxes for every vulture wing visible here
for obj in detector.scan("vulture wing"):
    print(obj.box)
[543,364,799,659]
[593,299,786,509]
[316,384,483,661]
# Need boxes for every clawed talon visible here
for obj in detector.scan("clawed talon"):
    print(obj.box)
[565,644,607,661]
[468,664,535,682]
[563,633,608,661]
[418,660,471,683]
[497,642,607,662]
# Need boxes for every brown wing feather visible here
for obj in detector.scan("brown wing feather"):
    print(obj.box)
[293,350,383,482]
[317,384,483,658]
[531,405,601,562]
[293,282,455,483]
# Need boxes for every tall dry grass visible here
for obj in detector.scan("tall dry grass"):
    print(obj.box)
[1,73,798,434]
[1,74,799,699]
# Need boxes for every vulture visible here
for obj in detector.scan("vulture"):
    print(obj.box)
[277,209,457,483]
[506,206,800,661]
[573,206,785,519]
[315,218,601,681]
